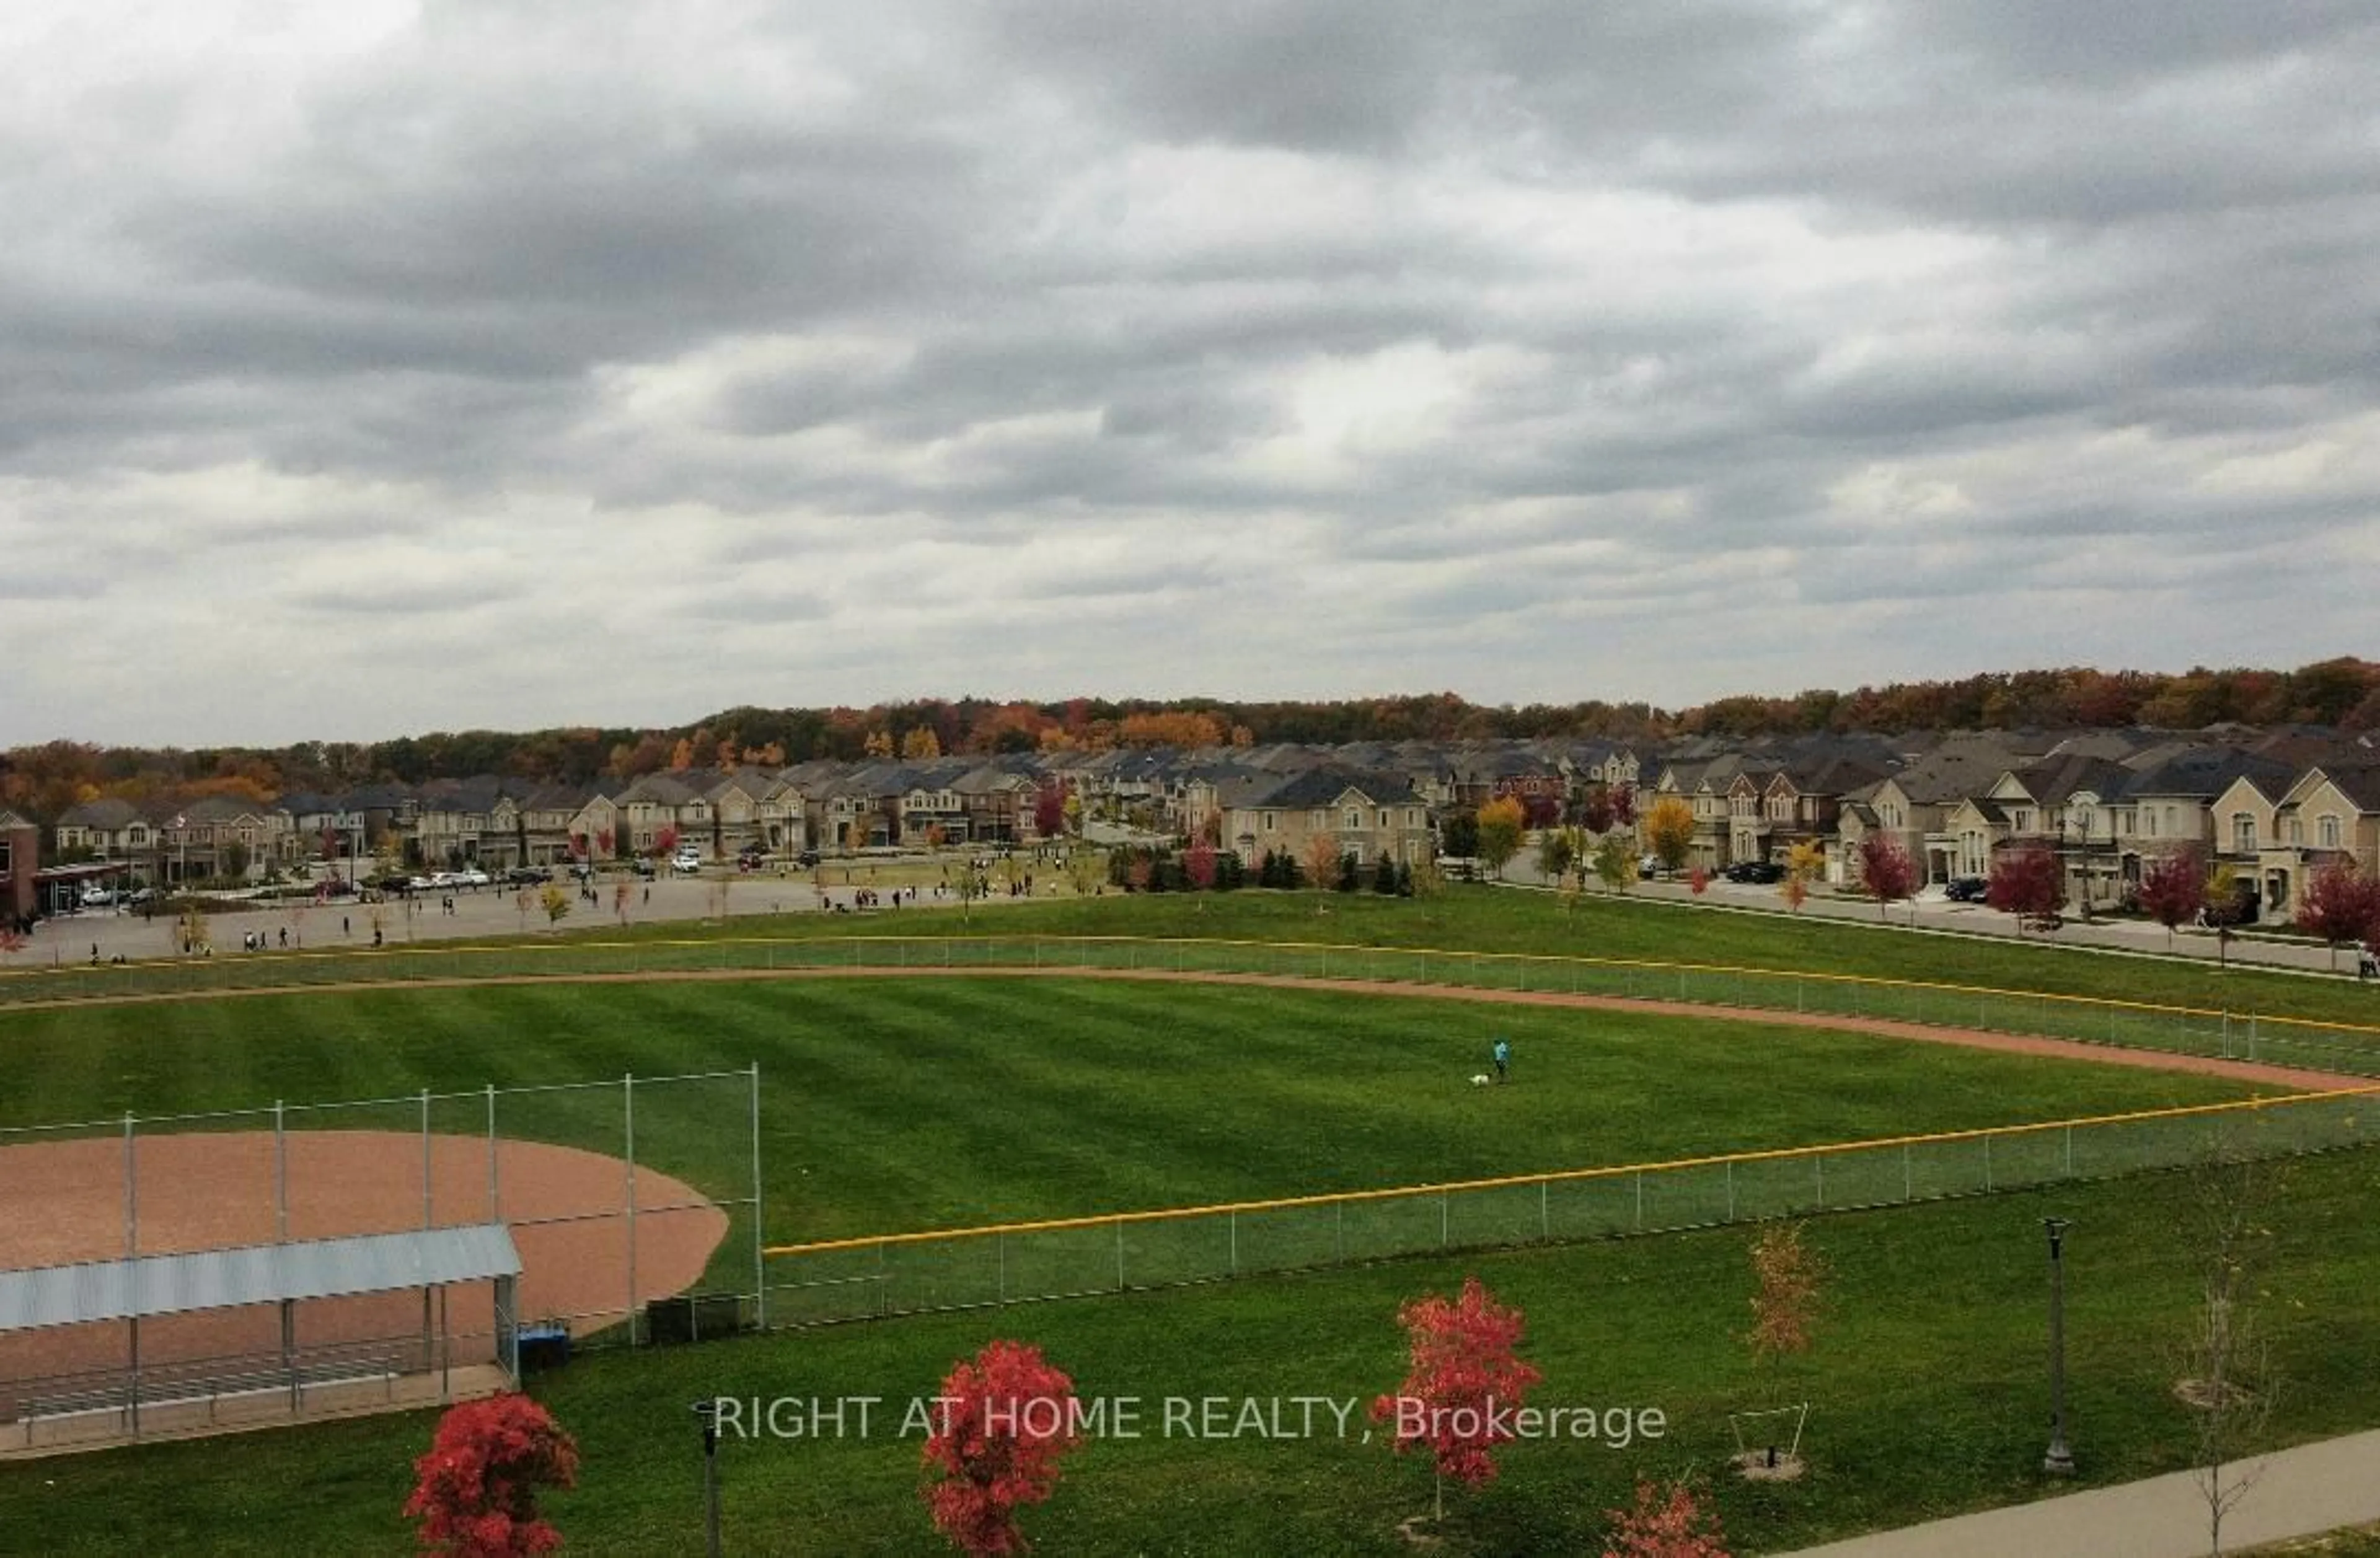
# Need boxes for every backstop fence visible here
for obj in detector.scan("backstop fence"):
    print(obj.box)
[6,933,2378,1076]
[759,1083,2380,1327]
[0,1066,764,1439]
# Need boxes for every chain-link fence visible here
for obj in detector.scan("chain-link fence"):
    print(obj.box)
[0,1067,764,1438]
[760,1085,2380,1326]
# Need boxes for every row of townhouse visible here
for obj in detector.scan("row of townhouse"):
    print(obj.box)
[41,759,1062,883]
[34,726,2376,922]
[1823,736,2380,922]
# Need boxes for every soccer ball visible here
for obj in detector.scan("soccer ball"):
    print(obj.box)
[1470,1073,1494,1086]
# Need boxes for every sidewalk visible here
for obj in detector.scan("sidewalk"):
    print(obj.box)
[1781,1428,2380,1556]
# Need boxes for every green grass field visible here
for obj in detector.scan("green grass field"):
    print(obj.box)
[0,976,2274,1240]
[6,1151,2378,1556]
[2,888,2377,1554]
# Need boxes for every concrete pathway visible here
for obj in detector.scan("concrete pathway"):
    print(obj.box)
[1780,1427,2380,1556]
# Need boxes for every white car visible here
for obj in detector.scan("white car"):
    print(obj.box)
[456,867,491,887]
[671,848,704,872]
[79,886,117,908]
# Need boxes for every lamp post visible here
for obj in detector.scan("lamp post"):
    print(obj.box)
[2044,1217,2075,1476]
[692,1399,724,1557]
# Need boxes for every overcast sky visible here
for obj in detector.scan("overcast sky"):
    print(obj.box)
[6,2,2377,747]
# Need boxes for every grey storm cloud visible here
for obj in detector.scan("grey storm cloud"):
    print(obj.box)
[4,1,2377,746]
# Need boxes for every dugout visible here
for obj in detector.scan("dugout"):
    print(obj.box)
[0,1223,523,1455]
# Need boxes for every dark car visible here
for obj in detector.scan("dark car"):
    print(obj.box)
[506,866,553,886]
[1944,876,1988,903]
[632,858,657,878]
[796,850,821,868]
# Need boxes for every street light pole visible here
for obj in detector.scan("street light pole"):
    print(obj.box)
[2044,1217,2075,1476]
[692,1399,723,1556]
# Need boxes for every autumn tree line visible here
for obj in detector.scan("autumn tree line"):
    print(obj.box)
[6,659,2376,825]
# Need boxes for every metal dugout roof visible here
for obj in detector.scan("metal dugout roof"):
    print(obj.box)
[0,1224,522,1334]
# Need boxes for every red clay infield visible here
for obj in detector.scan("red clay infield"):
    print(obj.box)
[0,1132,726,1415]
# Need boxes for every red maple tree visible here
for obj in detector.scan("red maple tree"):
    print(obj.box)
[403,1394,579,1557]
[2137,845,2206,948]
[1855,834,1917,922]
[1985,844,2064,931]
[1183,839,1219,891]
[653,825,679,860]
[920,1339,1083,1556]
[1610,783,1638,827]
[1370,1275,1543,1525]
[1603,1476,1730,1557]
[1033,784,1067,840]
[2298,860,2380,969]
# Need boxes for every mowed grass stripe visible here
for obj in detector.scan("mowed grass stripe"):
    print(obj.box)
[0,977,2271,1245]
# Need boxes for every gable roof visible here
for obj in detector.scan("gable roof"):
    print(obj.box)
[1243,766,1424,810]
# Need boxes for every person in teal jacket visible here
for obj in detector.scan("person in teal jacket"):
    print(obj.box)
[1491,1037,1511,1083]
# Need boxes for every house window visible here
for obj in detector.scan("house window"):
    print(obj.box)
[1378,810,1390,829]
[1262,812,1276,832]
[2320,814,2342,849]
[2012,811,2031,833]
[2143,810,2157,838]
[1346,809,1362,830]
[2232,814,2256,853]
[2288,818,2303,846]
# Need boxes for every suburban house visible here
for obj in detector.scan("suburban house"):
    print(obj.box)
[952,765,1037,845]
[1861,736,2038,885]
[2208,770,2288,917]
[1222,767,1434,871]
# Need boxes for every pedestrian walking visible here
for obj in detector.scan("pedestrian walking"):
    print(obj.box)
[1491,1036,1511,1083]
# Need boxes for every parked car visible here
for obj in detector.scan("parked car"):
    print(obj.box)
[506,866,553,886]
[456,867,491,888]
[1944,876,1988,903]
[79,887,117,908]
[796,850,821,868]
[671,847,704,872]
[633,858,657,878]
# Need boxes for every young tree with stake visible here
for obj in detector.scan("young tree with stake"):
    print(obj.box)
[1371,1276,1542,1531]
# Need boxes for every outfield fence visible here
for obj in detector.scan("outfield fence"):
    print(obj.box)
[757,1084,2380,1327]
[7,933,2378,1077]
